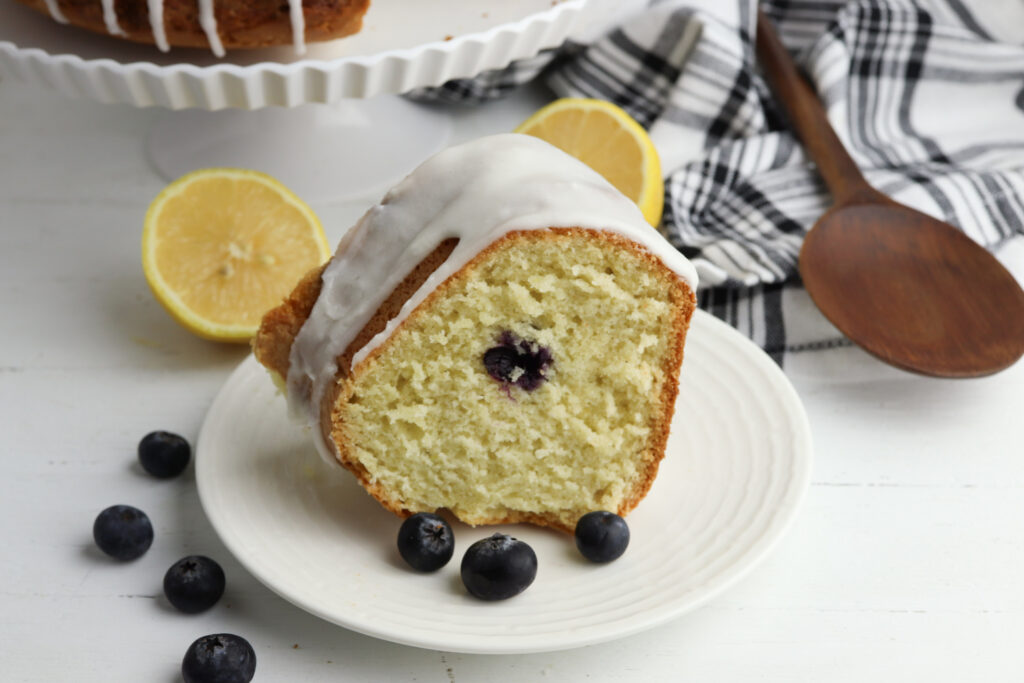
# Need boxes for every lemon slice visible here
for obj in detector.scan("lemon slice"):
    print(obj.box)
[142,168,330,343]
[514,98,664,227]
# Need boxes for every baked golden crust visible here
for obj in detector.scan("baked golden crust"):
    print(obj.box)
[254,238,458,381]
[255,229,695,533]
[15,0,370,51]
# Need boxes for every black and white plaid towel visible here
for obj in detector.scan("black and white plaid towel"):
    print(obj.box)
[410,0,1024,367]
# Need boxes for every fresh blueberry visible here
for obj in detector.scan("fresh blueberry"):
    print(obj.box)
[574,511,630,563]
[92,505,153,561]
[163,555,226,614]
[397,512,455,572]
[460,533,537,600]
[137,430,191,478]
[482,331,553,392]
[181,633,256,683]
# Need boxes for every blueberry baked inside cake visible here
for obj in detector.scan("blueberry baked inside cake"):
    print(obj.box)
[15,0,371,56]
[253,134,698,532]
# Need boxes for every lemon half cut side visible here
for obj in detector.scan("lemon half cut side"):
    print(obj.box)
[515,98,664,227]
[142,168,330,343]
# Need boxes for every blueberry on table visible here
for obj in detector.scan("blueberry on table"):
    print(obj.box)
[164,555,226,614]
[182,633,256,683]
[397,512,455,572]
[460,533,538,601]
[574,511,630,563]
[92,505,153,561]
[137,430,191,478]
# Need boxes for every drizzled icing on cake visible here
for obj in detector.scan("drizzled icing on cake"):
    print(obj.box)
[145,0,169,51]
[41,0,309,56]
[42,0,68,24]
[100,0,126,36]
[285,134,699,463]
[290,0,308,56]
[197,0,225,58]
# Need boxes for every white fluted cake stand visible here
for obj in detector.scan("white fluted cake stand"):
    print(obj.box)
[0,0,586,198]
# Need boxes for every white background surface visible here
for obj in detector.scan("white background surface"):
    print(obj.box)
[2,76,1024,681]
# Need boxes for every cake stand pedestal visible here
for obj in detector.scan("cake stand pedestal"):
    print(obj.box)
[146,97,452,201]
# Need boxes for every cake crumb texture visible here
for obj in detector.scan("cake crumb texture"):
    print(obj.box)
[331,229,693,532]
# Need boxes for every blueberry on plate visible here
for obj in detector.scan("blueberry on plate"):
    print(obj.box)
[137,430,191,478]
[163,555,226,614]
[460,533,537,600]
[574,511,630,563]
[397,512,455,572]
[182,633,256,683]
[92,505,153,561]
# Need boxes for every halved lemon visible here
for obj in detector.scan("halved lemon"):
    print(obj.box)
[142,168,330,343]
[515,98,664,226]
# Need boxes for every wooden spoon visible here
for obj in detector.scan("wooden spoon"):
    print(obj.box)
[756,9,1024,377]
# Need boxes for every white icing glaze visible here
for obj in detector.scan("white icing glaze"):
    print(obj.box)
[146,0,169,52]
[285,134,698,463]
[289,0,307,56]
[42,0,68,24]
[44,0,309,55]
[197,0,225,58]
[100,0,126,36]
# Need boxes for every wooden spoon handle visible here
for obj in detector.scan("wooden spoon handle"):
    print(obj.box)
[755,8,878,206]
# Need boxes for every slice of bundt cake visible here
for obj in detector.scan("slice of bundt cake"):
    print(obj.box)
[16,0,370,56]
[254,134,698,532]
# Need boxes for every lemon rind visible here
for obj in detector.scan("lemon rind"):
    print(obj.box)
[514,98,663,227]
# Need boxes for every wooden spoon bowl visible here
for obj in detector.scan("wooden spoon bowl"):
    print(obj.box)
[802,197,1024,376]
[757,9,1024,377]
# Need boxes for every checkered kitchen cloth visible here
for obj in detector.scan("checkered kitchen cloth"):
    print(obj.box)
[410,0,1024,366]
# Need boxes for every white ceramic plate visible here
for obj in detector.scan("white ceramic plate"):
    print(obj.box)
[196,310,812,654]
[0,0,585,107]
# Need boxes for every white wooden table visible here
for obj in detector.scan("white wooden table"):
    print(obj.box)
[2,79,1023,682]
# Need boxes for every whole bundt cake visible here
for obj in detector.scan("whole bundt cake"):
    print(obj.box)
[15,0,370,56]
[254,134,698,532]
